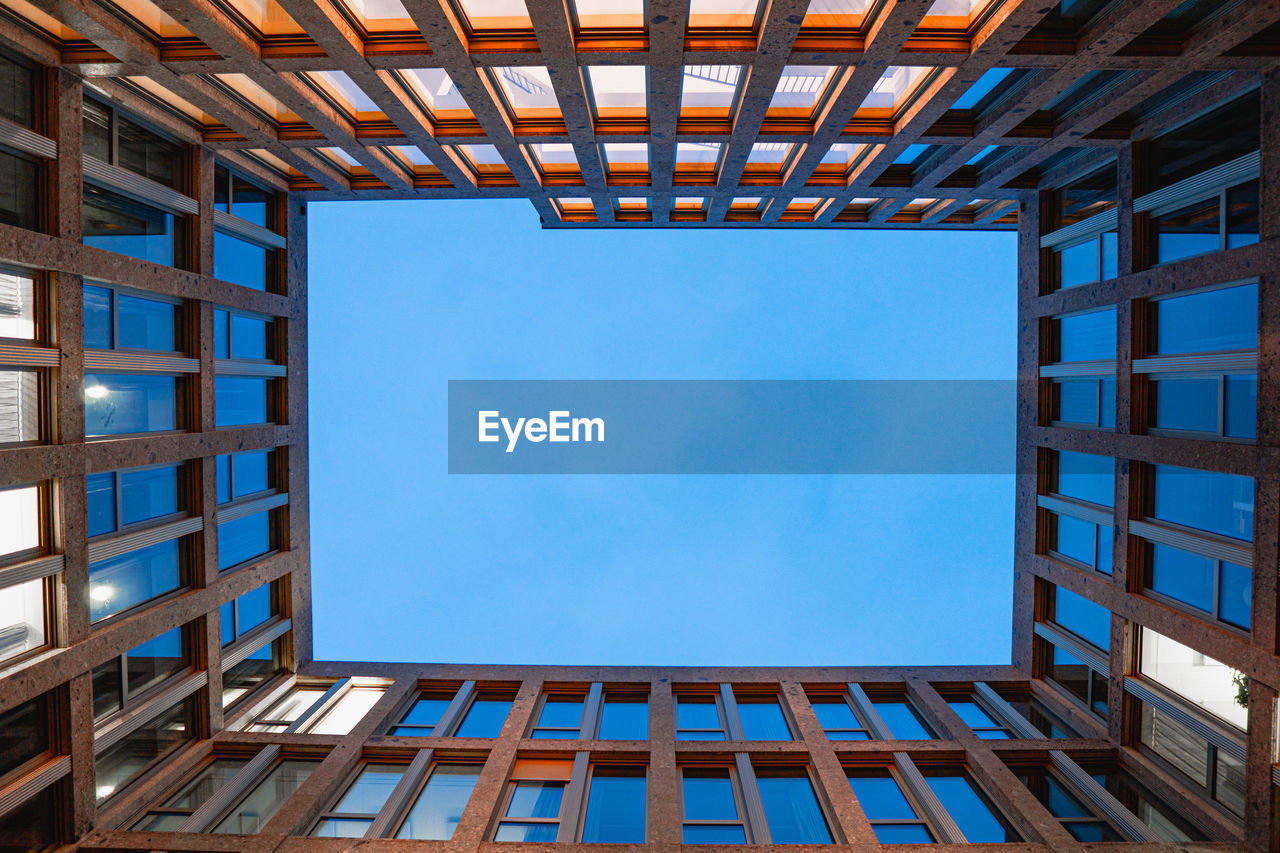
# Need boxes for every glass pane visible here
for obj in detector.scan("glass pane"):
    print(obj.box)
[677,699,721,732]
[1053,586,1110,650]
[598,700,647,739]
[116,114,182,189]
[495,822,558,842]
[847,775,917,820]
[166,758,248,810]
[1058,308,1115,362]
[234,583,273,640]
[396,765,481,840]
[1056,450,1113,506]
[233,174,270,226]
[82,186,177,267]
[1052,513,1095,567]
[1219,561,1251,630]
[948,701,1001,731]
[0,368,39,443]
[332,764,406,815]
[0,694,48,778]
[1140,703,1208,784]
[217,510,272,571]
[1100,376,1116,429]
[872,823,933,843]
[222,642,279,707]
[248,687,326,731]
[230,314,269,359]
[213,759,316,833]
[682,773,738,821]
[0,483,39,558]
[1100,230,1117,279]
[1156,283,1256,354]
[215,376,269,426]
[1153,377,1218,433]
[737,700,792,740]
[84,373,177,436]
[925,776,1015,842]
[1214,751,1245,817]
[314,818,373,837]
[126,626,185,697]
[811,700,858,731]
[0,577,46,664]
[400,696,452,730]
[116,293,175,351]
[214,309,231,359]
[873,701,932,739]
[1154,198,1219,264]
[83,285,113,349]
[756,775,831,844]
[454,698,512,737]
[88,539,182,623]
[231,450,270,498]
[1139,628,1247,730]
[308,687,384,735]
[216,454,232,504]
[95,698,190,802]
[219,600,234,645]
[120,465,178,527]
[86,472,116,537]
[82,99,111,161]
[581,773,645,842]
[214,230,269,291]
[1149,544,1214,615]
[1223,374,1256,439]
[1225,181,1258,249]
[1055,379,1098,425]
[1058,239,1098,288]
[506,781,564,818]
[536,697,583,730]
[1152,464,1253,540]
[0,149,37,231]
[1097,525,1113,574]
[683,824,746,844]
[1049,646,1091,707]
[0,57,34,128]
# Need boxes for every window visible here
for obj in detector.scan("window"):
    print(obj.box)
[94,695,194,802]
[1149,92,1258,191]
[215,231,270,291]
[735,695,793,740]
[212,759,317,833]
[214,164,269,225]
[243,686,328,733]
[83,283,179,352]
[391,691,456,736]
[0,266,36,341]
[923,774,1018,842]
[1050,585,1110,652]
[214,309,271,360]
[132,758,249,830]
[847,772,934,844]
[220,582,274,646]
[0,147,38,231]
[1139,700,1244,817]
[88,538,183,623]
[681,768,748,843]
[313,763,406,837]
[531,693,584,738]
[1043,164,1118,290]
[215,376,272,426]
[676,695,726,740]
[872,699,933,739]
[1047,643,1107,719]
[307,687,385,735]
[217,509,273,571]
[83,97,183,189]
[216,449,273,504]
[0,777,62,849]
[1138,628,1246,731]
[1017,767,1120,841]
[247,683,385,735]
[1005,695,1078,738]
[84,373,178,436]
[580,767,645,842]
[455,693,513,737]
[1143,283,1257,439]
[82,184,180,267]
[0,692,52,782]
[1045,307,1116,429]
[755,768,832,844]
[395,763,482,839]
[0,483,49,664]
[947,699,1013,739]
[222,636,286,709]
[0,367,40,443]
[86,464,181,537]
[92,625,190,721]
[495,760,570,841]
[1093,766,1206,841]
[809,695,871,739]
[598,695,647,739]
[1054,450,1114,507]
[1151,182,1258,264]
[1040,450,1114,575]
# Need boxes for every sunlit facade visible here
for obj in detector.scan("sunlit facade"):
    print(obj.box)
[0,0,1278,849]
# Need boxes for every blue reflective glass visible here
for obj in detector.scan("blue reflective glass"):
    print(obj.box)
[1156,283,1257,354]
[217,511,271,571]
[116,293,175,351]
[1100,376,1115,428]
[495,822,557,842]
[396,765,480,840]
[737,701,791,740]
[1149,544,1213,614]
[214,309,230,359]
[598,700,647,740]
[925,776,1015,842]
[756,776,831,844]
[683,825,746,844]
[1225,182,1258,248]
[1056,451,1113,506]
[232,176,269,226]
[506,781,563,818]
[1056,380,1097,425]
[84,373,177,436]
[1058,239,1098,288]
[874,701,931,739]
[1052,513,1094,566]
[677,700,721,733]
[83,285,112,348]
[231,451,270,498]
[1224,374,1256,439]
[811,701,858,730]
[333,765,405,814]
[872,824,933,844]
[119,465,178,527]
[86,472,116,537]
[234,583,272,639]
[230,314,268,359]
[1153,465,1253,540]
[537,698,583,729]
[581,775,645,842]
[1053,586,1110,650]
[893,144,929,165]
[214,230,268,291]
[314,818,371,838]
[454,699,512,737]
[1097,525,1113,575]
[1219,561,1251,630]
[219,600,234,645]
[1067,822,1120,842]
[1154,377,1218,433]
[82,186,176,267]
[1154,199,1220,264]
[215,376,269,427]
[402,697,451,728]
[948,701,1000,730]
[848,775,916,820]
[88,539,181,622]
[682,775,738,821]
[1100,230,1117,279]
[1058,308,1115,362]
[216,454,232,504]
[950,68,1012,110]
[1043,776,1091,818]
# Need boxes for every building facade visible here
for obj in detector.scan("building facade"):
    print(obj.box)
[0,0,1277,849]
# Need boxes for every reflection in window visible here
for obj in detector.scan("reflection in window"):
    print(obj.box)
[496,778,565,841]
[217,510,272,571]
[598,696,647,739]
[1051,586,1110,651]
[1139,629,1246,730]
[847,773,933,844]
[0,267,35,340]
[83,284,177,351]
[88,538,182,623]
[132,758,248,830]
[94,696,193,802]
[682,769,747,844]
[455,696,512,737]
[1156,284,1258,357]
[396,764,482,839]
[87,464,180,537]
[924,775,1017,842]
[736,697,792,740]
[1139,700,1244,817]
[872,700,933,739]
[82,185,178,267]
[313,763,406,837]
[1047,644,1107,719]
[215,376,270,426]
[810,697,871,740]
[92,625,188,721]
[84,373,178,436]
[220,582,273,646]
[212,759,317,833]
[214,231,269,291]
[217,450,271,505]
[755,771,831,844]
[676,696,726,740]
[307,687,384,735]
[0,368,39,444]
[1018,768,1119,841]
[532,694,583,738]
[947,700,1012,739]
[221,637,285,708]
[581,768,645,842]
[0,692,51,780]
[391,692,454,736]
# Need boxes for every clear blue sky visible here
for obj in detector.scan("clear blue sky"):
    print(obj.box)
[307,200,1017,666]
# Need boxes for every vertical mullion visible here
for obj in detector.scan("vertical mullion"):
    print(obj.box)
[556,751,590,842]
[720,684,744,740]
[580,682,602,738]
[891,754,965,844]
[434,680,476,737]
[733,753,770,844]
[365,747,433,838]
[846,684,891,740]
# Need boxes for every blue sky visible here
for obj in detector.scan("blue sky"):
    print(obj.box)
[307,200,1017,666]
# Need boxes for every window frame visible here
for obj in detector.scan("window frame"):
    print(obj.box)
[679,764,753,843]
[675,692,729,740]
[92,622,194,724]
[82,281,184,355]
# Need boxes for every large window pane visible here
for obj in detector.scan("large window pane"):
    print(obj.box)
[83,285,112,349]
[116,113,182,189]
[215,376,269,426]
[0,693,49,778]
[1052,586,1110,650]
[233,175,270,226]
[82,186,177,267]
[925,776,1016,842]
[0,267,36,340]
[120,465,179,527]
[313,764,406,837]
[307,687,384,735]
[214,231,269,291]
[454,698,512,737]
[222,639,282,707]
[84,373,177,436]
[683,773,738,821]
[0,56,34,128]
[1148,543,1213,615]
[95,697,192,802]
[581,771,645,842]
[127,626,187,698]
[0,577,46,663]
[1056,451,1113,506]
[737,699,792,740]
[117,293,176,351]
[231,314,269,359]
[396,765,482,839]
[86,472,116,536]
[1154,198,1219,264]
[0,150,37,231]
[0,368,39,443]
[1152,377,1218,433]
[1058,308,1115,362]
[217,510,272,571]
[873,701,932,739]
[1155,283,1257,354]
[1224,374,1256,439]
[1140,703,1209,788]
[0,484,39,560]
[88,538,182,622]
[1139,629,1246,730]
[756,774,831,844]
[213,759,316,833]
[1152,465,1253,541]
[598,699,647,739]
